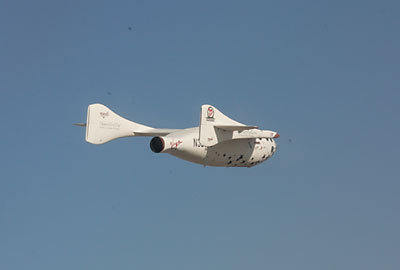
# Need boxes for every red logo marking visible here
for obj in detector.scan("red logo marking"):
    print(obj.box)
[100,111,109,118]
[207,106,214,118]
[170,140,183,149]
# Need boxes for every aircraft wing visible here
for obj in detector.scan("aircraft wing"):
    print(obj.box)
[199,104,261,146]
[133,129,181,137]
[214,125,258,131]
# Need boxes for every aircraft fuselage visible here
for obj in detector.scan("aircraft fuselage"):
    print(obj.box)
[150,127,277,167]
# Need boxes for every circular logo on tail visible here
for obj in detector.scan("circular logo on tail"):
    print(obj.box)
[207,106,214,118]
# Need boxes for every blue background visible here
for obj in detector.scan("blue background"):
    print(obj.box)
[1,1,399,269]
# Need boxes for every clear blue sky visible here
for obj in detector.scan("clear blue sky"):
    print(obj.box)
[1,1,399,269]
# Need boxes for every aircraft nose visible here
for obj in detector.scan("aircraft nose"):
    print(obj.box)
[273,133,280,138]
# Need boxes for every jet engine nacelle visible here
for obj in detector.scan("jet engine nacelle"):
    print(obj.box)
[150,136,183,153]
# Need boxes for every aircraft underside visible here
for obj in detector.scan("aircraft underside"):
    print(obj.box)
[165,133,277,167]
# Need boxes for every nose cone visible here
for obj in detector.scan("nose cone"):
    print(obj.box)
[273,133,280,138]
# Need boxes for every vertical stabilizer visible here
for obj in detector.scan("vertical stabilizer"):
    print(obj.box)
[86,104,151,144]
[199,105,246,146]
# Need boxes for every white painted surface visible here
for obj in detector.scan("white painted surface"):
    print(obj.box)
[84,104,278,167]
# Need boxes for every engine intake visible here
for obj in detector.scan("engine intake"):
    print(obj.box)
[150,137,165,153]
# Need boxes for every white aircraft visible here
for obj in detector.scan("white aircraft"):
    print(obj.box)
[78,104,279,167]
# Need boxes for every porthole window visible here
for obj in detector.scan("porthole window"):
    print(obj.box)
[236,155,243,161]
